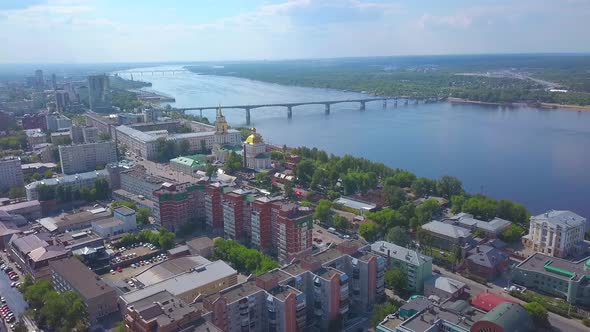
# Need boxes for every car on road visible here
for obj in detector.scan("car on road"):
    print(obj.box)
[117,266,122,273]
[10,282,16,287]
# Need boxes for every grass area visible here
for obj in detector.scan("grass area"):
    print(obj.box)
[510,290,587,320]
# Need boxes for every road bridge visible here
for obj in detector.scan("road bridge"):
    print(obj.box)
[171,97,442,125]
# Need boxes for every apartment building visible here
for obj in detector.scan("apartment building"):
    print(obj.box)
[0,157,24,191]
[512,253,590,305]
[59,141,117,175]
[250,196,281,250]
[49,257,118,322]
[205,182,230,233]
[153,182,206,231]
[119,165,167,202]
[222,191,254,241]
[25,169,109,201]
[45,113,72,131]
[22,113,47,130]
[522,210,586,258]
[274,203,313,263]
[420,220,473,252]
[370,241,433,292]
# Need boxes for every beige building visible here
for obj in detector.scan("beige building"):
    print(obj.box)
[49,257,118,322]
[59,141,117,174]
[243,128,272,170]
[523,210,586,258]
[0,157,24,191]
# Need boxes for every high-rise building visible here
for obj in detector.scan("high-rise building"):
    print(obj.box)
[205,182,228,233]
[222,191,253,241]
[274,202,313,263]
[54,90,70,112]
[59,141,117,175]
[70,125,85,144]
[51,73,57,90]
[0,157,24,191]
[88,75,112,112]
[153,182,206,231]
[34,69,44,89]
[45,113,72,131]
[22,113,47,131]
[251,196,282,250]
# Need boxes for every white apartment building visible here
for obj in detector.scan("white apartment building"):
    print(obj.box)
[0,157,24,191]
[523,210,586,258]
[25,169,109,201]
[59,141,117,175]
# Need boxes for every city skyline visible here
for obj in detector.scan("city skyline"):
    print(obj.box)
[1,0,590,63]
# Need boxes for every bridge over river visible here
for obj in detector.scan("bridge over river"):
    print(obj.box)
[171,96,443,125]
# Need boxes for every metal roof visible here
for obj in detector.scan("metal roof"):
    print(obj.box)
[422,221,472,239]
[370,241,432,266]
[530,210,586,229]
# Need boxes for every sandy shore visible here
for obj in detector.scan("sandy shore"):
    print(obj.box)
[447,97,590,111]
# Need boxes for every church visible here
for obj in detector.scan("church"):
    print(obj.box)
[243,128,272,170]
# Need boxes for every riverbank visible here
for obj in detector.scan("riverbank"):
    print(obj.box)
[448,97,590,111]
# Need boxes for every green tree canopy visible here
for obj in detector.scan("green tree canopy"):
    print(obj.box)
[370,302,400,329]
[412,177,438,197]
[385,268,407,292]
[523,302,549,327]
[332,214,349,231]
[136,208,151,225]
[224,151,243,174]
[437,175,464,199]
[359,223,378,242]
[314,199,332,223]
[386,226,411,247]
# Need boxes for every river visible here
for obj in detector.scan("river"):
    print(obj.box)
[116,65,590,219]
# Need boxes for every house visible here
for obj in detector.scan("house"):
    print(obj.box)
[421,221,472,252]
[424,275,467,300]
[466,245,510,281]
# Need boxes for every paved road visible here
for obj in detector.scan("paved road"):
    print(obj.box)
[435,265,588,332]
[0,261,28,319]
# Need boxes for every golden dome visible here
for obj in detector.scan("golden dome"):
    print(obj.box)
[245,128,263,144]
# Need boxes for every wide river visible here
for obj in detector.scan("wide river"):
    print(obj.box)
[118,66,590,218]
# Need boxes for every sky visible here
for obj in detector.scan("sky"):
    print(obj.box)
[0,0,589,63]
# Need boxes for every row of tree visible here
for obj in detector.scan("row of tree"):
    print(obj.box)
[117,228,175,250]
[20,276,88,332]
[213,239,280,276]
[36,178,110,202]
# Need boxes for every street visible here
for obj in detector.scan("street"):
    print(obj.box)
[435,265,588,332]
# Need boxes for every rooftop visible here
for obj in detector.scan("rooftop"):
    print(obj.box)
[333,196,377,211]
[256,268,292,284]
[135,255,212,287]
[422,221,472,239]
[25,169,109,190]
[121,260,236,304]
[114,206,135,216]
[186,236,214,251]
[515,252,590,281]
[49,257,115,300]
[400,299,486,332]
[530,210,586,229]
[208,280,264,304]
[371,241,432,266]
[425,275,466,294]
[0,200,41,212]
[470,293,517,312]
[467,245,509,269]
[126,290,197,328]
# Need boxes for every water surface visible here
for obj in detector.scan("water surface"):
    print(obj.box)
[117,66,590,218]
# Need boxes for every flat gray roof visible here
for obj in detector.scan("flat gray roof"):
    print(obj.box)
[515,252,590,282]
[422,221,471,239]
[371,241,432,266]
[333,196,376,211]
[49,257,115,300]
[122,260,235,304]
[530,210,586,229]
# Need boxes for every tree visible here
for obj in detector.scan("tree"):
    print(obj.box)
[359,223,378,242]
[157,228,176,250]
[450,194,467,213]
[178,139,190,156]
[390,170,417,188]
[116,322,128,332]
[12,321,27,332]
[255,172,272,189]
[412,177,437,197]
[523,302,549,327]
[437,175,463,199]
[44,169,53,178]
[314,199,332,223]
[500,224,524,243]
[270,150,284,161]
[94,178,110,200]
[462,195,498,221]
[284,181,296,200]
[386,226,411,247]
[383,182,406,209]
[205,163,217,177]
[223,151,243,174]
[9,186,25,199]
[411,199,440,228]
[385,268,407,292]
[417,228,433,254]
[366,208,402,230]
[332,214,349,231]
[23,279,53,308]
[99,132,112,141]
[136,208,151,225]
[370,302,400,328]
[31,172,42,181]
[296,159,315,186]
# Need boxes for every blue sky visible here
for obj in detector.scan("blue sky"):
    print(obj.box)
[0,0,589,63]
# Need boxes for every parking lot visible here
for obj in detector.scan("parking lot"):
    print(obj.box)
[312,224,346,250]
[0,252,28,325]
[102,246,168,291]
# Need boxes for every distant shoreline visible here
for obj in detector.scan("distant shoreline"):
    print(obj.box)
[447,97,590,111]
